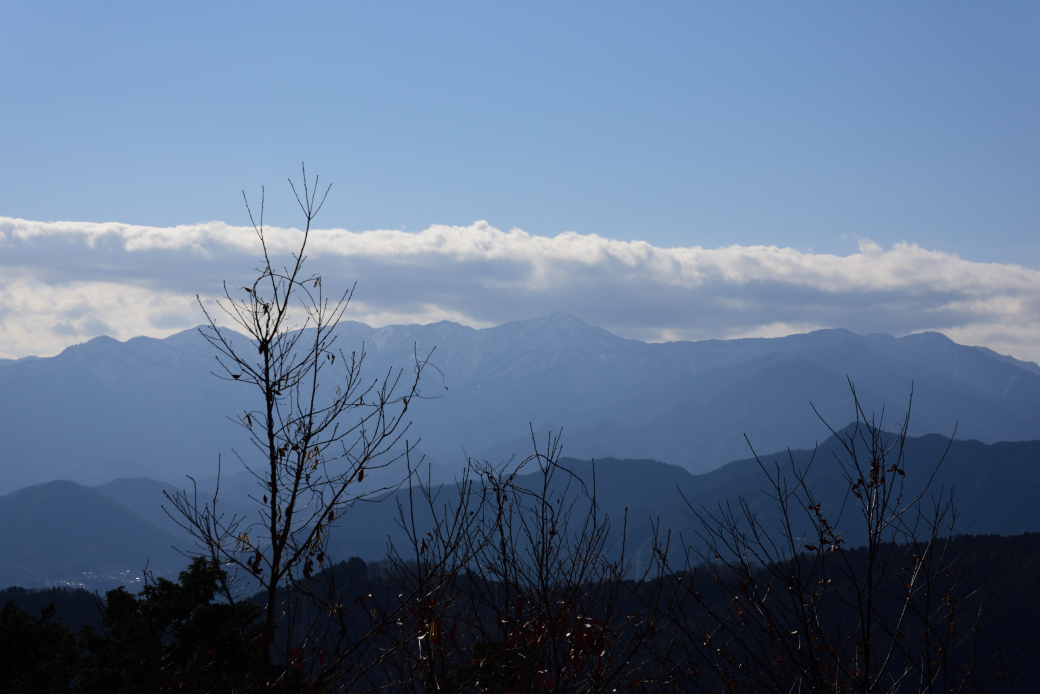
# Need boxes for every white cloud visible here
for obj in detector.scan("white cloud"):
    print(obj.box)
[1,216,1039,363]
[0,270,201,359]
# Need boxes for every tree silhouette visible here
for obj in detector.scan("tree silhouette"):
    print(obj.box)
[668,383,1012,692]
[166,164,435,691]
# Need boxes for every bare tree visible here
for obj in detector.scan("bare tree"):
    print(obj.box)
[161,185,1023,693]
[380,431,678,693]
[166,165,433,691]
[669,383,1009,693]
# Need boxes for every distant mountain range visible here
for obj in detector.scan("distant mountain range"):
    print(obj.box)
[3,431,1038,589]
[2,313,1039,493]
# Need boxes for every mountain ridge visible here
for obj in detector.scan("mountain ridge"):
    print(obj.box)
[1,314,1039,491]
[4,429,1039,588]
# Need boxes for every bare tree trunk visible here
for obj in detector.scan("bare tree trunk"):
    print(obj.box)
[166,165,434,691]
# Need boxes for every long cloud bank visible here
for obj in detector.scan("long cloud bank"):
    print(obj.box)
[2,216,1039,362]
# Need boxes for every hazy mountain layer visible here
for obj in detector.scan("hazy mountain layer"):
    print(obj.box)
[6,431,1038,587]
[321,430,1040,564]
[2,313,1039,492]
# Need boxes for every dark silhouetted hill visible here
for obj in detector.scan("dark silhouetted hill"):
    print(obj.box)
[322,431,1040,565]
[2,430,1039,589]
[0,481,186,589]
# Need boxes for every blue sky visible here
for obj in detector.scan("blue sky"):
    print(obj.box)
[1,2,1039,359]
[3,2,1037,259]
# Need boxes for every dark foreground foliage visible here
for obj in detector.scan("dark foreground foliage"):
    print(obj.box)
[0,558,264,694]
[2,533,1039,693]
[4,398,1040,693]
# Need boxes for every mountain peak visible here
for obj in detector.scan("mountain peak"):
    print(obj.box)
[54,334,123,361]
[509,312,591,330]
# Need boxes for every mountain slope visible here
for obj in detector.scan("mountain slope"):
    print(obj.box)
[0,332,253,491]
[0,480,186,589]
[322,433,1040,565]
[326,317,1040,471]
[3,432,1039,586]
[94,477,184,536]
[2,314,1040,489]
